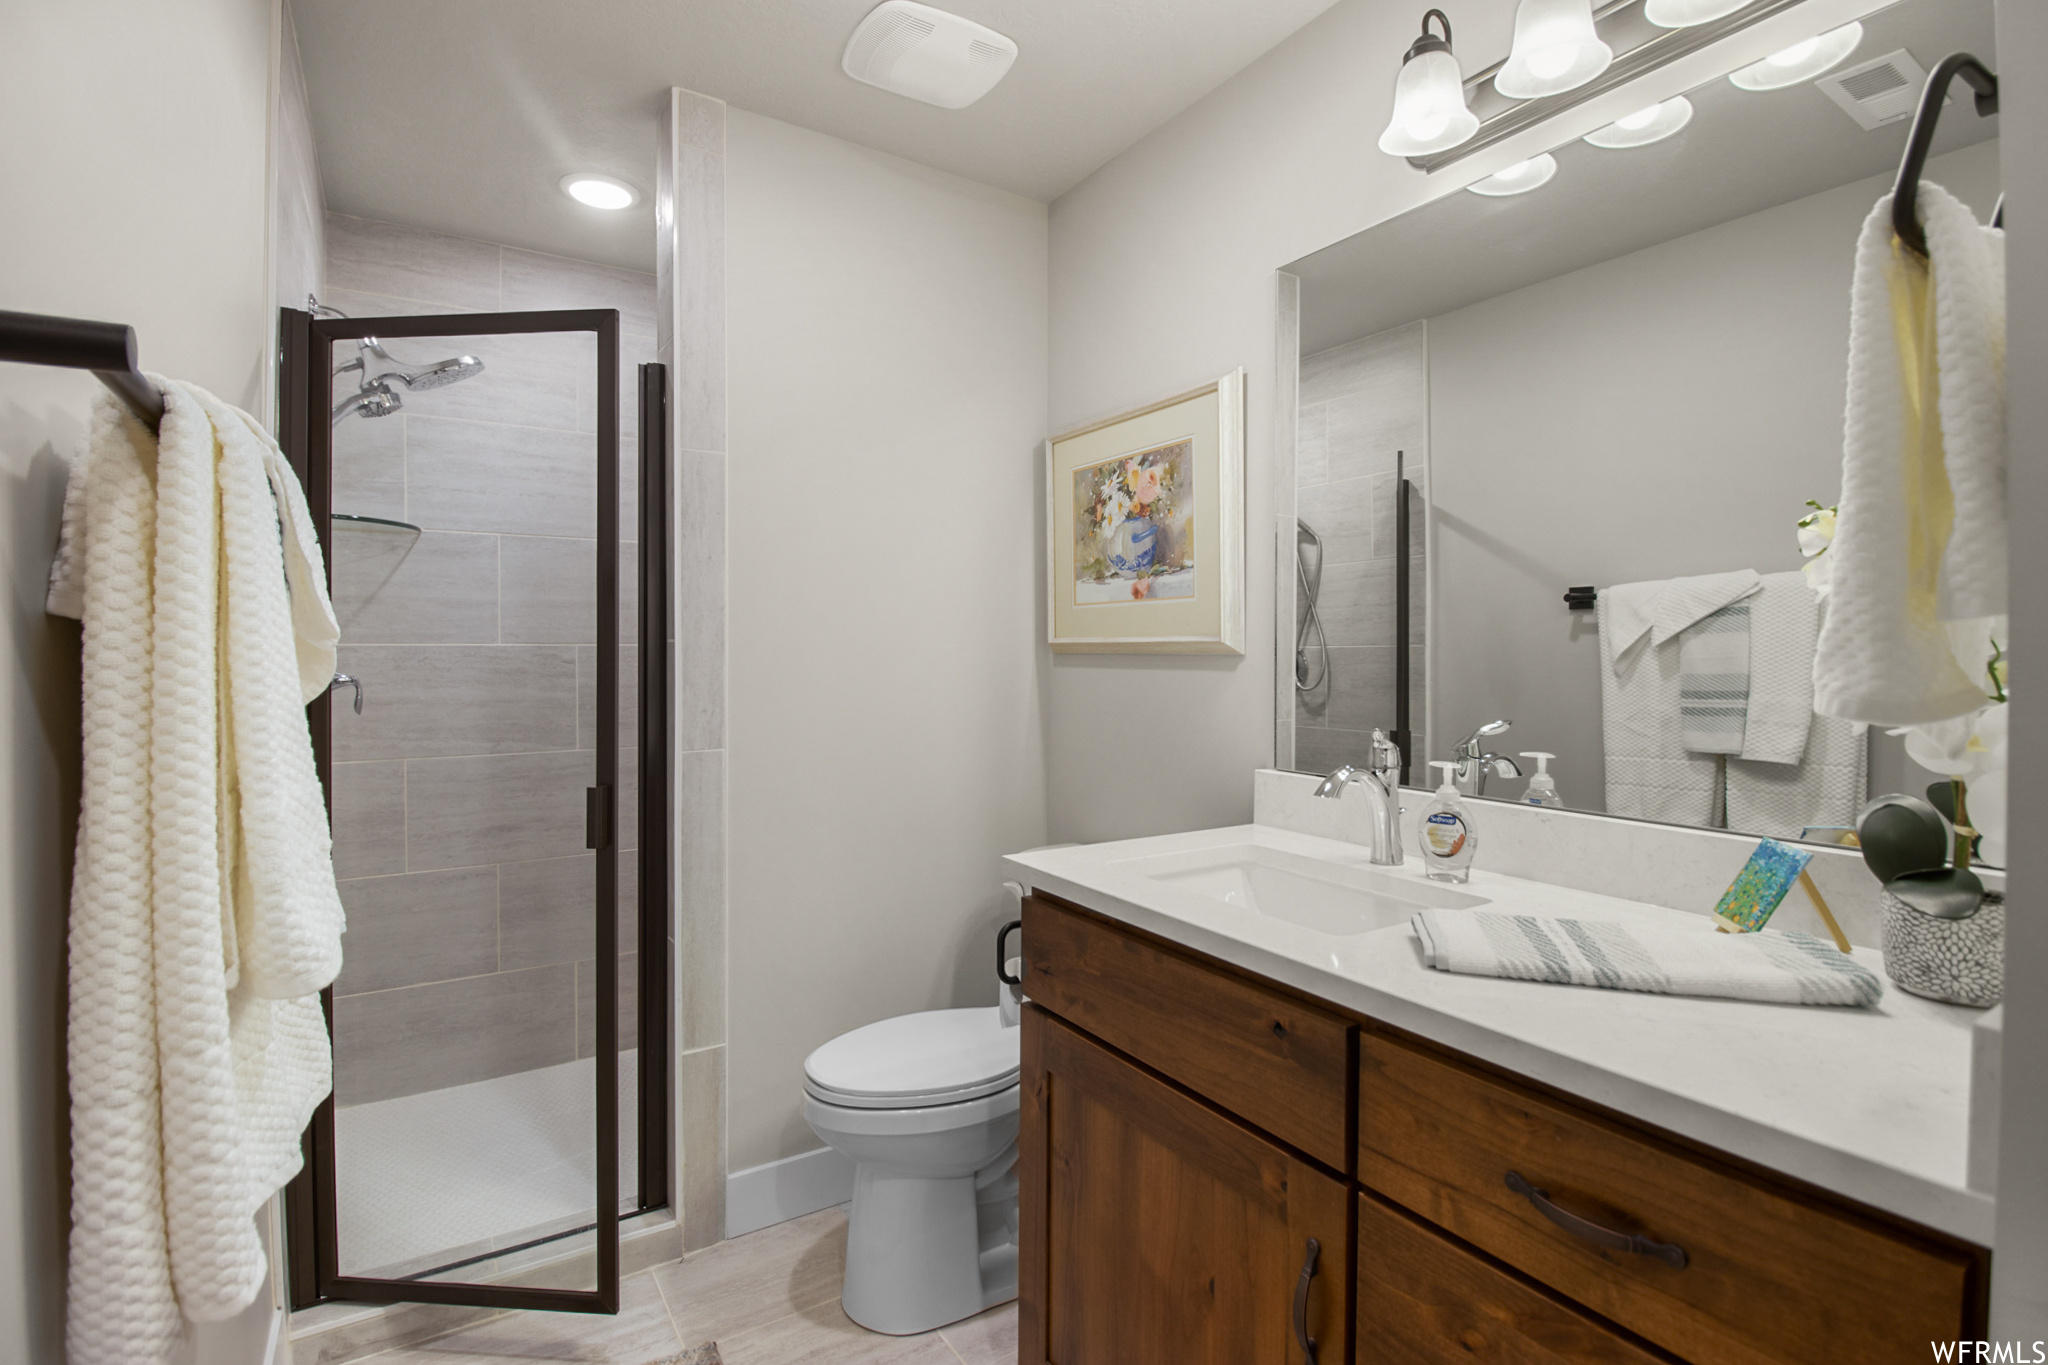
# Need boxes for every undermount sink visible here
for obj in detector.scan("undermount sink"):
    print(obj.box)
[1114,843,1488,936]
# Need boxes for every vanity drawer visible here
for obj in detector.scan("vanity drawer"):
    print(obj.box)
[1021,894,1351,1171]
[1359,1191,1669,1365]
[1358,1031,1980,1365]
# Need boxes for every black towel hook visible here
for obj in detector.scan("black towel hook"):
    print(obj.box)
[1892,52,2000,259]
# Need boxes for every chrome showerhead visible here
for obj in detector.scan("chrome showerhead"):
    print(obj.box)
[356,338,485,391]
[393,353,484,389]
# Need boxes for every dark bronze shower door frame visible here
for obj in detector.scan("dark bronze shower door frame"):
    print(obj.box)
[277,306,672,1316]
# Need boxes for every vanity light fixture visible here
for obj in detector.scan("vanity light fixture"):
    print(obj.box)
[559,173,639,210]
[1643,0,1756,27]
[1495,0,1613,100]
[1583,95,1694,147]
[1729,22,1864,91]
[1378,9,1481,156]
[1465,153,1559,196]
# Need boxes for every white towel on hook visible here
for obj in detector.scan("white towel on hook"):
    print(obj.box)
[51,380,342,1365]
[1813,186,2004,724]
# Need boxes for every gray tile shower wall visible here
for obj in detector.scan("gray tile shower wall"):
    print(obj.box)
[1295,323,1428,780]
[321,212,657,1107]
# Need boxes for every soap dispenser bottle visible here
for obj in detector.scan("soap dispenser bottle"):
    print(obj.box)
[1520,752,1562,808]
[1418,761,1478,883]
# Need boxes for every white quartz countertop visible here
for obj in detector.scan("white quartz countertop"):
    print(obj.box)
[1002,823,1994,1246]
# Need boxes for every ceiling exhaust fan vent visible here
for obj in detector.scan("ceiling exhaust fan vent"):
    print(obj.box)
[843,1,1018,110]
[1816,50,1941,131]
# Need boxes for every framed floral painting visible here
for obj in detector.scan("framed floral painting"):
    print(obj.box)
[1046,370,1244,653]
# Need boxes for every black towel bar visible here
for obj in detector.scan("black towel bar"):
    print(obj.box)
[0,308,164,432]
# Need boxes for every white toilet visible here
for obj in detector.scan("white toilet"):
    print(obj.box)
[803,1006,1021,1335]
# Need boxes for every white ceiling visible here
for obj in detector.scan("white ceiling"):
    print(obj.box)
[290,0,1344,272]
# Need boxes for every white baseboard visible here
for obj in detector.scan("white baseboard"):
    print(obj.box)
[725,1146,854,1238]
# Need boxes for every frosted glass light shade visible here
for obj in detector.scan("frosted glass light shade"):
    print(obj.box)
[1729,22,1864,90]
[1583,96,1694,148]
[1644,0,1754,26]
[1379,46,1480,155]
[1466,153,1559,196]
[1495,0,1613,99]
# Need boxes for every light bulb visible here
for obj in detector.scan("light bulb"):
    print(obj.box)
[1643,0,1755,26]
[560,174,639,210]
[1378,10,1480,157]
[1770,37,1820,67]
[1466,153,1559,196]
[1728,22,1862,91]
[1495,0,1613,100]
[1526,45,1577,80]
[1583,95,1694,148]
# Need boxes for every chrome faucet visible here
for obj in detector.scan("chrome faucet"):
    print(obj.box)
[1453,720,1521,796]
[1313,729,1404,866]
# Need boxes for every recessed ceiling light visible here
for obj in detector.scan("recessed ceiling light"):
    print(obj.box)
[560,174,639,211]
[1584,96,1695,148]
[1729,22,1864,91]
[1466,153,1559,196]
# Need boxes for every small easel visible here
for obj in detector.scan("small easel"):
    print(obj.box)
[1795,870,1853,954]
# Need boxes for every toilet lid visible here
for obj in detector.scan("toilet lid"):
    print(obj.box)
[804,1007,1020,1108]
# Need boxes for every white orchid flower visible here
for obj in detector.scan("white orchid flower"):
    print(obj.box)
[1796,504,1836,557]
[1797,501,1836,598]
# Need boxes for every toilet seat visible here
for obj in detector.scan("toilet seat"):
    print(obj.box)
[803,1007,1020,1110]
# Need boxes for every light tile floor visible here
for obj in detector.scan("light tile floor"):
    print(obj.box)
[354,1208,1018,1364]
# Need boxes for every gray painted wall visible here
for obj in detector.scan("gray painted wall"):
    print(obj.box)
[1424,139,1998,813]
[723,109,1050,1172]
[0,2,276,1357]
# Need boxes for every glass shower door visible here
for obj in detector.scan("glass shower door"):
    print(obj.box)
[281,306,649,1314]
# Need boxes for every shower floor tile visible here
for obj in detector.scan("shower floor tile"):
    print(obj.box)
[334,1049,640,1279]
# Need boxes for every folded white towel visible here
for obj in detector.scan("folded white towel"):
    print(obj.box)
[1814,187,2002,724]
[1597,589,1720,825]
[1739,571,1818,765]
[1412,910,1882,1007]
[1604,570,1762,660]
[1678,602,1750,755]
[1726,710,1867,840]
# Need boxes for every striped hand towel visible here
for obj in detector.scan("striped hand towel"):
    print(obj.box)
[1678,601,1751,754]
[1411,910,1881,1007]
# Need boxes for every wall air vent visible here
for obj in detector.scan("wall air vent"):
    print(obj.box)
[842,1,1018,110]
[1816,50,1940,131]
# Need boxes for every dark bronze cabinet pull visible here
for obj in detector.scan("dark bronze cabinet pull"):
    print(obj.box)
[1292,1236,1321,1364]
[1505,1171,1689,1269]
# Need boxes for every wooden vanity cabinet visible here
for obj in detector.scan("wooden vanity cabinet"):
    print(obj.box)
[1019,1007,1352,1365]
[1018,893,1989,1365]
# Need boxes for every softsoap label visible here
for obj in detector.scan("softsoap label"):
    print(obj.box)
[1424,811,1469,858]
